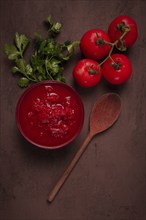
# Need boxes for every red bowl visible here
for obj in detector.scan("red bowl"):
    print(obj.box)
[16,80,84,149]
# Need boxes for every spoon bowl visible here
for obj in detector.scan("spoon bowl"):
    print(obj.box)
[48,92,121,202]
[90,93,121,135]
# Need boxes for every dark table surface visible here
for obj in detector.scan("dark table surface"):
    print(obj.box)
[0,0,146,220]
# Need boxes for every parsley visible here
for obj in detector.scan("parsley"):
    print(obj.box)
[3,16,79,88]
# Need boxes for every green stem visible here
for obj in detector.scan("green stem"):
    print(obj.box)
[72,40,80,48]
[98,27,130,68]
[119,27,130,41]
[45,60,54,80]
[99,43,114,67]
[21,71,38,82]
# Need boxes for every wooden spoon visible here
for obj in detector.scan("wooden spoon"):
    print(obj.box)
[48,92,121,202]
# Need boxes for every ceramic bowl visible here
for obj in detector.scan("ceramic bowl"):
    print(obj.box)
[16,80,84,149]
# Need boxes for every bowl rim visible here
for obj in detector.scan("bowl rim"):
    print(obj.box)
[15,80,84,150]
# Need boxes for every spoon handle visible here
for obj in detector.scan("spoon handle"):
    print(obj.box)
[47,131,93,202]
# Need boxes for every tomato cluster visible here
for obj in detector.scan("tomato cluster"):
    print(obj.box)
[73,15,138,88]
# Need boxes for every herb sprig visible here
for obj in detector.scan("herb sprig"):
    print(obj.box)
[4,16,79,88]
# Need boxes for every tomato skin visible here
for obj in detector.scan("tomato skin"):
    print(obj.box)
[73,59,102,88]
[80,29,111,60]
[102,54,132,85]
[108,16,138,48]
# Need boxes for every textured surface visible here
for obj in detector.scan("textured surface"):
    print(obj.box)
[0,0,146,220]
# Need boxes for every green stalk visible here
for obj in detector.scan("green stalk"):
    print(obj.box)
[98,27,130,68]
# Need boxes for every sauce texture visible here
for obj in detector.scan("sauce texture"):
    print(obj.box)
[16,81,84,149]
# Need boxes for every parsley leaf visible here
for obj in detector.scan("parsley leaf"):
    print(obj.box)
[18,77,30,88]
[47,15,62,35]
[15,32,29,55]
[3,15,79,88]
[4,44,20,60]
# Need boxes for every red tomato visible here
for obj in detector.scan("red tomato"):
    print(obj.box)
[108,15,138,49]
[73,59,102,88]
[80,29,111,60]
[102,54,132,84]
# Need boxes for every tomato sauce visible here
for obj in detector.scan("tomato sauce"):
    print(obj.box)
[16,81,84,149]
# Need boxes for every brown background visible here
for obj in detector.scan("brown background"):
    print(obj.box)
[0,0,146,220]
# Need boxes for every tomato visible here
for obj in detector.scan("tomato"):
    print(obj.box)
[80,29,111,60]
[73,59,102,88]
[102,54,132,84]
[108,15,138,49]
